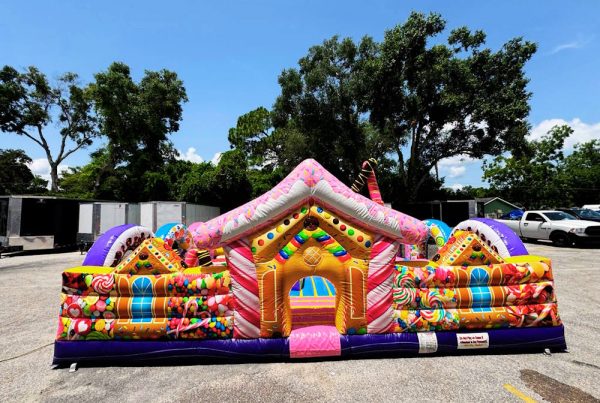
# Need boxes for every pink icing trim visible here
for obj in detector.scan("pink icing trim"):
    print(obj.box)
[191,159,428,249]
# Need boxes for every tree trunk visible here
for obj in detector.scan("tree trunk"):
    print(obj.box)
[49,162,59,192]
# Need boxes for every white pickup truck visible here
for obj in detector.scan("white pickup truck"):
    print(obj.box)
[497,210,600,247]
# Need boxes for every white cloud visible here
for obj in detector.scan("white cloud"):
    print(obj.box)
[530,118,600,150]
[549,35,593,55]
[550,41,584,54]
[448,166,466,178]
[447,183,464,191]
[27,158,69,187]
[177,147,224,166]
[438,154,477,167]
[210,152,222,165]
[437,154,477,180]
[177,147,204,163]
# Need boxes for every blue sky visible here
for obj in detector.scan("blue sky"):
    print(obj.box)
[2,0,600,189]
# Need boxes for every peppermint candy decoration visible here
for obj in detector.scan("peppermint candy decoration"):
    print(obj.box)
[91,275,114,294]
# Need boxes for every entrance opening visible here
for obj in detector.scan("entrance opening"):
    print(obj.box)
[289,276,336,330]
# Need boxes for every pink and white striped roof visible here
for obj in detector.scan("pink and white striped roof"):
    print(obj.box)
[191,159,428,249]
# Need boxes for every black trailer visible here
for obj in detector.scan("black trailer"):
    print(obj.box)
[0,195,83,253]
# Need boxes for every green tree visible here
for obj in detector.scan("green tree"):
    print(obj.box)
[443,185,494,200]
[483,125,572,208]
[58,149,114,199]
[88,62,188,201]
[561,139,600,206]
[230,13,537,204]
[177,161,218,205]
[177,150,252,210]
[363,12,536,202]
[228,106,274,165]
[0,66,99,191]
[60,150,196,201]
[229,36,379,184]
[0,149,47,194]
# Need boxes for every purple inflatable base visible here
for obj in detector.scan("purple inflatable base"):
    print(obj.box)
[52,326,566,367]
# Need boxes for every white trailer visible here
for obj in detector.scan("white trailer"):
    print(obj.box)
[77,202,140,243]
[139,201,220,232]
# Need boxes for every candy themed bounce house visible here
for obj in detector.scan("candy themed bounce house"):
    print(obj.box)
[53,159,566,366]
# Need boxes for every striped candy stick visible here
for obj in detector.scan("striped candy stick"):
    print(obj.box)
[351,158,384,206]
[367,236,400,333]
[363,159,384,206]
[224,239,261,338]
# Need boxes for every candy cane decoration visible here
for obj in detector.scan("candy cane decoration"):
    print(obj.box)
[225,239,260,338]
[184,249,212,267]
[367,236,399,333]
[351,158,384,206]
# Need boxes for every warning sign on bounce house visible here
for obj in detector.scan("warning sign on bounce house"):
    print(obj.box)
[456,333,490,349]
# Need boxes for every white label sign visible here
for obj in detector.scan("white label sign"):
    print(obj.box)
[417,332,438,354]
[457,333,489,349]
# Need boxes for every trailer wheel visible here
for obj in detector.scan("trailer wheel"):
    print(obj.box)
[550,231,571,247]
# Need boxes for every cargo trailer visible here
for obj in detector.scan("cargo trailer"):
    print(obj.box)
[0,195,82,253]
[77,202,140,244]
[139,201,220,232]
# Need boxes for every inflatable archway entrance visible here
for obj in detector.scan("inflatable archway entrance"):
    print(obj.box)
[252,209,371,337]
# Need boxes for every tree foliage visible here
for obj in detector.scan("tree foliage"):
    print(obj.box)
[562,140,600,206]
[0,149,47,195]
[364,13,535,201]
[88,62,188,201]
[0,66,99,191]
[229,12,537,204]
[483,125,600,208]
[177,150,253,211]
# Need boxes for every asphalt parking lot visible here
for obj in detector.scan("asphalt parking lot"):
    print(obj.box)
[0,243,599,402]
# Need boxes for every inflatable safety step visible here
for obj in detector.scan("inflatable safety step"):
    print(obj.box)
[289,325,341,359]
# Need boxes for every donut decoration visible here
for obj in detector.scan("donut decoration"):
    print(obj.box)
[83,224,154,267]
[452,218,528,258]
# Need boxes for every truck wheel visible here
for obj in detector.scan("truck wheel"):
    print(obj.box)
[550,231,571,247]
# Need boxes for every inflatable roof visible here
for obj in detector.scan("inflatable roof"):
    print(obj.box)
[191,159,428,249]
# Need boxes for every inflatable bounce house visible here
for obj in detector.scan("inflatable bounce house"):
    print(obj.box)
[53,159,566,366]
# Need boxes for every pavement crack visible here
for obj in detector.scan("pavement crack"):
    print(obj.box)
[520,369,600,403]
[571,360,600,371]
[0,342,54,364]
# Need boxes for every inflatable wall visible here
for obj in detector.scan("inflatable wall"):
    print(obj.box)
[53,159,566,366]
